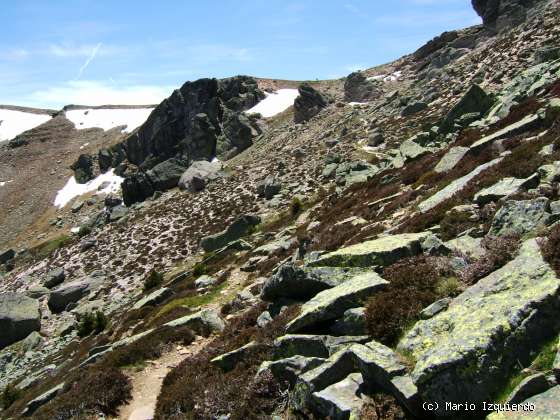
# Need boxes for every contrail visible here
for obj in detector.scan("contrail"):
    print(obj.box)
[76,42,102,79]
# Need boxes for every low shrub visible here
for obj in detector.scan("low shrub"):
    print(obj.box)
[77,311,108,337]
[33,367,131,419]
[103,325,195,368]
[1,384,21,410]
[459,234,521,285]
[143,269,164,291]
[290,196,303,216]
[77,225,91,238]
[359,393,410,420]
[365,256,454,347]
[155,304,299,419]
[540,224,560,276]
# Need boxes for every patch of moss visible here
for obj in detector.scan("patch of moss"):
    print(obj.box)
[155,282,227,320]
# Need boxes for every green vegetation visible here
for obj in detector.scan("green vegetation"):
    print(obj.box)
[31,234,71,259]
[143,269,164,291]
[77,311,108,337]
[495,337,558,403]
[77,225,92,238]
[155,282,227,320]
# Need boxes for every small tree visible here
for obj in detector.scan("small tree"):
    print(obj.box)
[143,270,164,291]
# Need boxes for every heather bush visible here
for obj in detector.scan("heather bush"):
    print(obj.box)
[459,234,521,285]
[33,367,131,419]
[143,269,164,291]
[77,311,108,337]
[365,256,454,347]
[540,224,560,275]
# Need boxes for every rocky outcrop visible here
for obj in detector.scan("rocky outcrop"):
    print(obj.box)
[124,76,262,168]
[71,153,94,184]
[472,0,546,31]
[294,84,327,123]
[0,293,41,350]
[344,72,380,102]
[473,175,539,205]
[398,239,560,415]
[21,382,65,417]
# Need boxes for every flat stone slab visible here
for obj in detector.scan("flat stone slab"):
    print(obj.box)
[274,334,370,359]
[418,156,503,212]
[470,114,541,152]
[258,355,326,386]
[445,235,484,259]
[0,293,41,350]
[132,287,173,310]
[474,176,538,205]
[310,232,430,268]
[211,341,266,372]
[311,372,366,420]
[434,146,469,173]
[21,382,64,417]
[398,239,560,415]
[286,272,388,333]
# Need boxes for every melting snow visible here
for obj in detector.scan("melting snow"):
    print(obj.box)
[0,109,52,142]
[367,71,403,83]
[54,169,124,208]
[65,107,154,133]
[245,89,299,118]
[0,180,14,187]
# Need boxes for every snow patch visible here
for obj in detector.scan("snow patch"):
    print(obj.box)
[65,107,154,133]
[367,71,402,83]
[0,109,52,142]
[54,169,124,208]
[245,89,299,118]
[0,180,13,187]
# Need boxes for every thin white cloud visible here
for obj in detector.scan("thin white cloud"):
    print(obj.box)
[22,80,172,108]
[75,43,102,79]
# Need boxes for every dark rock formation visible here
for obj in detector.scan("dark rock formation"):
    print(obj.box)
[122,172,155,206]
[472,0,546,31]
[414,31,459,61]
[123,76,264,169]
[344,72,381,102]
[71,154,94,184]
[294,84,328,123]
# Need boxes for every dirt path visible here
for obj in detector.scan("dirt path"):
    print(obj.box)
[117,338,208,420]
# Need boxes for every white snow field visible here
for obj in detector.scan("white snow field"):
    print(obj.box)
[54,169,124,208]
[245,89,299,118]
[65,107,154,133]
[0,109,52,142]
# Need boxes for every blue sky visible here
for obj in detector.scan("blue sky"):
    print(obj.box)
[0,0,480,108]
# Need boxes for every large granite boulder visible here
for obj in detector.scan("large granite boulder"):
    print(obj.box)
[122,172,155,206]
[164,308,225,336]
[146,158,188,191]
[489,197,552,236]
[487,386,560,419]
[344,71,380,103]
[294,84,327,123]
[398,239,560,415]
[310,232,430,268]
[178,160,222,192]
[133,287,173,310]
[43,267,65,289]
[48,274,105,313]
[286,272,388,333]
[261,264,374,302]
[439,85,494,133]
[200,214,260,252]
[0,293,41,350]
